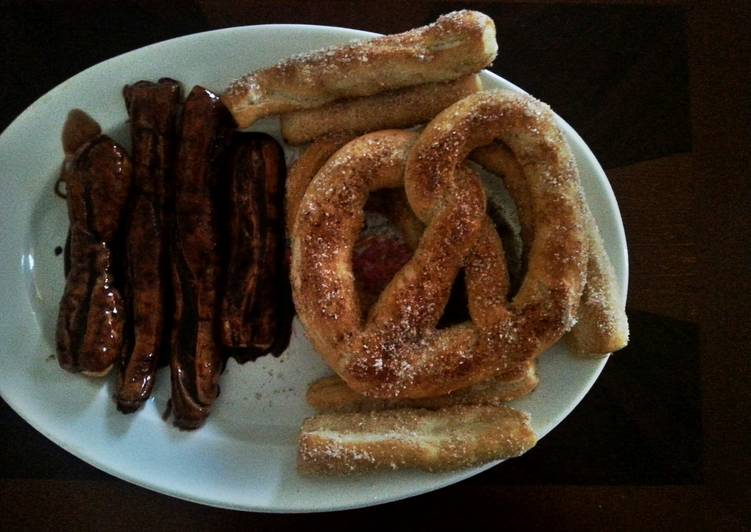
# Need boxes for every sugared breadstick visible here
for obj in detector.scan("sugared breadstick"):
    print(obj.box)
[565,201,630,355]
[280,75,482,145]
[222,10,497,128]
[306,362,538,414]
[298,405,536,475]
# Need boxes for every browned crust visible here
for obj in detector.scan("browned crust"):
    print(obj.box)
[222,11,497,128]
[565,201,629,355]
[472,143,629,356]
[280,75,482,145]
[291,91,588,399]
[286,135,425,251]
[285,133,354,238]
[298,404,537,475]
[306,362,538,413]
[471,142,534,261]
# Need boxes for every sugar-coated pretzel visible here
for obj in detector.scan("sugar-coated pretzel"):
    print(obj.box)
[287,134,531,408]
[286,133,424,249]
[285,133,354,238]
[472,143,628,355]
[292,91,589,399]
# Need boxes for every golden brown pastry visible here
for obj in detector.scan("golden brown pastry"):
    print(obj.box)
[292,90,589,399]
[222,10,497,128]
[565,201,629,355]
[471,143,629,356]
[280,75,482,145]
[298,404,536,475]
[285,133,354,238]
[306,362,538,414]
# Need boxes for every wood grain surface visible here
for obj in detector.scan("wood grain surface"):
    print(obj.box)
[0,0,748,529]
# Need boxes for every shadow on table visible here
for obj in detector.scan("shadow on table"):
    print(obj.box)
[473,309,703,485]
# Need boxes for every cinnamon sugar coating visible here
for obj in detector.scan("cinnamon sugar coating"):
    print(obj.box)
[291,90,591,399]
[222,11,497,128]
[298,404,536,475]
[280,75,482,145]
[306,361,538,414]
[472,143,628,355]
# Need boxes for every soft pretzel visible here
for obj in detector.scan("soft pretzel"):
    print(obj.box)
[285,133,354,238]
[471,143,534,263]
[222,10,497,128]
[286,134,422,242]
[280,74,482,146]
[286,134,425,248]
[288,138,534,408]
[471,143,628,355]
[292,90,589,399]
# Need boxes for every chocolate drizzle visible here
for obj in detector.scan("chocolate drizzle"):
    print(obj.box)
[219,132,292,362]
[116,78,181,413]
[55,111,131,376]
[169,86,233,429]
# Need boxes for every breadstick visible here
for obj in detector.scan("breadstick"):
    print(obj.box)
[223,10,497,128]
[56,112,131,377]
[285,133,354,237]
[306,362,538,413]
[298,404,536,475]
[565,201,630,355]
[280,75,482,145]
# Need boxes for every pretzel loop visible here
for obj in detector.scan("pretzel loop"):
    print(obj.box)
[291,90,588,399]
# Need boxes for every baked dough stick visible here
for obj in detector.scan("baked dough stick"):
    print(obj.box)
[280,75,482,146]
[170,86,233,429]
[565,200,629,355]
[298,405,536,475]
[222,10,497,128]
[117,79,181,413]
[306,362,538,414]
[56,110,131,376]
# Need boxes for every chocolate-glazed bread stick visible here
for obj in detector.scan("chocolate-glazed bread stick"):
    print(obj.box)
[116,79,181,413]
[56,110,132,376]
[170,86,233,429]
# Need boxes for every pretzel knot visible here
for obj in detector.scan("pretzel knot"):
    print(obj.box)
[291,90,588,399]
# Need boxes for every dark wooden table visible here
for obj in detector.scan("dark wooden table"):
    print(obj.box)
[1,1,748,529]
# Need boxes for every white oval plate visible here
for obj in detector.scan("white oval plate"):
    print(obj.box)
[0,24,628,513]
